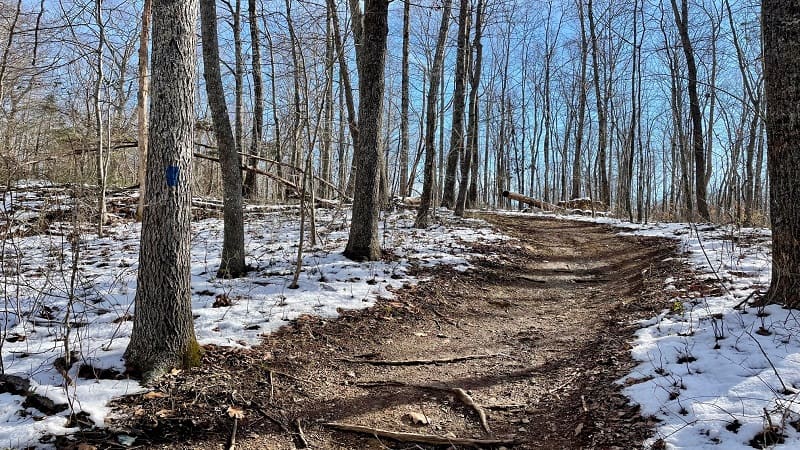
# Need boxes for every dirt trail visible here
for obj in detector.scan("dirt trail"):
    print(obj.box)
[64,214,683,449]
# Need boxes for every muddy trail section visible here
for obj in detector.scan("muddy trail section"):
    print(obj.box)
[61,214,684,449]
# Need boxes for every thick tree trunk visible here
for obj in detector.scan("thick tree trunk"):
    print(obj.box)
[343,0,389,261]
[763,1,800,308]
[125,0,200,379]
[135,0,151,221]
[199,0,246,278]
[415,0,453,228]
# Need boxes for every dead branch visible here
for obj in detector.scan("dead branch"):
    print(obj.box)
[342,353,501,366]
[322,422,516,447]
[502,190,564,211]
[193,152,301,195]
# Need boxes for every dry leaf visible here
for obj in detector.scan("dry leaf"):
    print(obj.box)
[155,409,174,418]
[143,391,168,399]
[170,368,182,376]
[77,444,97,450]
[227,405,245,419]
[413,332,428,337]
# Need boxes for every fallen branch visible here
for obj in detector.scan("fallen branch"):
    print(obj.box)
[502,190,564,211]
[322,422,516,448]
[342,353,501,366]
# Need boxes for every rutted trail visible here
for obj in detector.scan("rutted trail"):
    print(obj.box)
[74,214,682,449]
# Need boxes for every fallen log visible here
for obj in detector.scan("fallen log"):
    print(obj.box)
[501,191,563,211]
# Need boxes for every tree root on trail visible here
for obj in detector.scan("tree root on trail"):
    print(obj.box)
[355,381,492,433]
[341,353,502,366]
[322,422,516,447]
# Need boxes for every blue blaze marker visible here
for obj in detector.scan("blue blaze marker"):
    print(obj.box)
[166,165,180,187]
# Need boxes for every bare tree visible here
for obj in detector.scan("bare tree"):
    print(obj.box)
[415,0,453,228]
[343,0,390,261]
[199,0,247,278]
[125,0,200,379]
[135,0,151,221]
[242,0,263,198]
[670,0,710,221]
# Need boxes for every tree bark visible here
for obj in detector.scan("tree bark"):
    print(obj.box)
[571,0,588,201]
[243,0,263,199]
[399,0,410,198]
[199,0,247,278]
[671,0,710,221]
[763,0,800,308]
[125,0,200,379]
[587,0,609,207]
[456,0,483,216]
[415,0,453,228]
[343,0,389,261]
[135,0,151,221]
[441,0,470,209]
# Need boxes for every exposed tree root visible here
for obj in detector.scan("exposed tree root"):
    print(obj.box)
[322,422,516,447]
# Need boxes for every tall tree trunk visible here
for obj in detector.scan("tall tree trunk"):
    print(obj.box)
[265,27,283,199]
[343,0,389,261]
[572,0,588,201]
[763,0,800,307]
[125,0,200,378]
[94,0,107,237]
[455,0,482,216]
[442,0,470,209]
[671,0,710,221]
[243,0,263,199]
[136,0,151,221]
[199,0,247,278]
[587,0,608,207]
[415,0,453,228]
[399,0,410,198]
[327,0,359,196]
[318,4,334,200]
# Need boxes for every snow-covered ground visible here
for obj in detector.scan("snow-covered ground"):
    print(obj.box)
[3,183,798,450]
[0,188,507,449]
[556,211,798,450]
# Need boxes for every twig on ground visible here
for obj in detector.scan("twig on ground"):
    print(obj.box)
[322,422,516,447]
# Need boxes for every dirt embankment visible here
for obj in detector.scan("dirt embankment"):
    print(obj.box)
[63,214,682,450]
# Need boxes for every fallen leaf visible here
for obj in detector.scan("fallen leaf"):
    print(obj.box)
[155,409,174,418]
[227,405,245,419]
[77,444,97,450]
[170,368,182,376]
[143,391,168,399]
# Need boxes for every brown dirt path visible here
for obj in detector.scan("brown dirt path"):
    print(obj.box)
[61,213,683,449]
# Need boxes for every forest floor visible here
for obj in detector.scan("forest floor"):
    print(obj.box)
[62,213,684,449]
